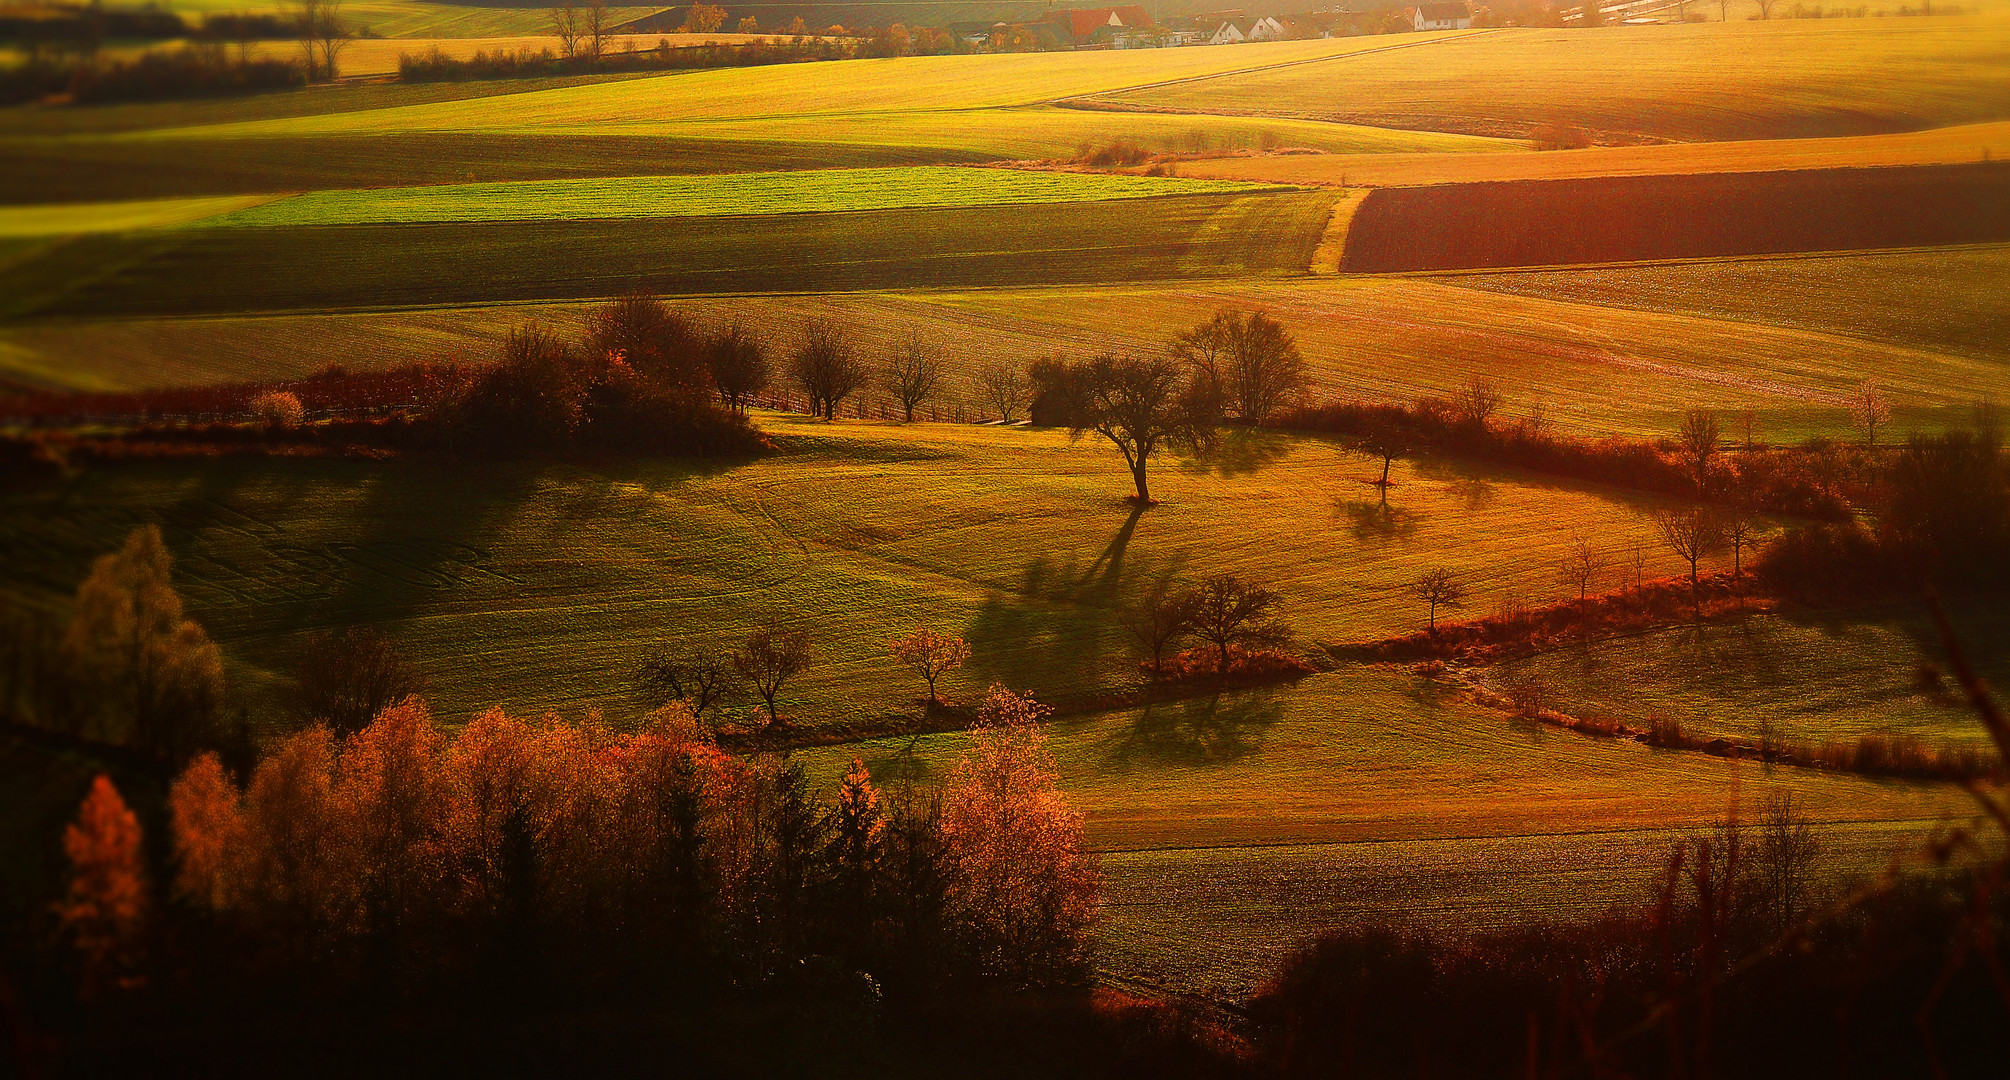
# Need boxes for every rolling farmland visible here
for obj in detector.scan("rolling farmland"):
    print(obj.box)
[1095,19,2010,143]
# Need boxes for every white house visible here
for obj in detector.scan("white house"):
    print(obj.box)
[1209,15,1285,43]
[1409,2,1472,30]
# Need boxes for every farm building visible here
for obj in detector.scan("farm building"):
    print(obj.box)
[1048,5,1159,47]
[1210,15,1287,43]
[1408,2,1473,29]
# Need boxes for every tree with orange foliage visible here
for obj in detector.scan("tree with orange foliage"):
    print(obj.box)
[59,775,149,997]
[940,686,1098,985]
[888,628,969,707]
[62,525,224,758]
[168,752,245,911]
[680,3,726,32]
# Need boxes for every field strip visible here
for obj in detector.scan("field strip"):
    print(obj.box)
[1044,28,1507,105]
[181,168,1296,229]
[1402,240,2010,279]
[1086,814,1962,855]
[0,194,280,237]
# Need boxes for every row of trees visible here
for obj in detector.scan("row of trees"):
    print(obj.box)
[57,684,1097,1006]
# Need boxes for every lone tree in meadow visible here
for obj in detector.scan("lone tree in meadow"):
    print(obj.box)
[1170,309,1308,425]
[1180,573,1289,674]
[978,357,1030,423]
[292,626,425,736]
[1721,505,1768,583]
[731,620,811,727]
[888,629,970,707]
[1119,574,1196,677]
[883,331,944,422]
[1677,409,1720,494]
[790,318,870,420]
[1556,535,1608,602]
[1849,379,1892,448]
[1410,567,1467,632]
[1065,354,1220,504]
[1353,423,1411,504]
[1655,506,1727,594]
[639,645,739,719]
[706,322,769,413]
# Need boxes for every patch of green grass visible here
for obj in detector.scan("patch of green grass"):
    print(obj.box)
[1,191,1336,319]
[0,133,992,204]
[188,168,1291,229]
[1437,245,2010,367]
[1485,606,2010,752]
[0,194,277,237]
[1097,20,2010,143]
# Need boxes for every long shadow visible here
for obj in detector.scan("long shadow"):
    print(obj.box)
[1176,428,1295,479]
[1333,497,1421,543]
[1101,690,1285,769]
[959,503,1192,708]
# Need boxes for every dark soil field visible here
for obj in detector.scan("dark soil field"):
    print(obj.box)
[1340,162,2010,272]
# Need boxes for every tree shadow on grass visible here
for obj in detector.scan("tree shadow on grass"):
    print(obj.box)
[1100,690,1284,770]
[1333,497,1421,543]
[960,502,1194,704]
[1177,428,1295,479]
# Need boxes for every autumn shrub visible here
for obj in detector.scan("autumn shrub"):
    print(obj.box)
[940,687,1099,987]
[1158,645,1315,682]
[249,390,305,429]
[58,776,149,998]
[1077,141,1154,167]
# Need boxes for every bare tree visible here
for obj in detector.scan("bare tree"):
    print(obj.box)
[1722,506,1768,581]
[1065,354,1220,504]
[293,627,425,736]
[1556,535,1609,601]
[1753,0,1778,16]
[1848,379,1891,448]
[1738,407,1760,450]
[638,646,738,718]
[549,1,583,57]
[1119,574,1195,677]
[1179,573,1288,675]
[883,331,943,422]
[1411,567,1467,632]
[1655,506,1726,593]
[1677,408,1720,493]
[585,0,611,58]
[790,318,869,421]
[293,0,350,80]
[1453,375,1505,431]
[1752,791,1821,935]
[978,357,1029,423]
[706,322,768,413]
[730,620,810,727]
[1170,309,1307,424]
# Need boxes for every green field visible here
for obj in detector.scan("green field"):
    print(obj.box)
[0,190,1336,319]
[187,168,1289,229]
[1096,19,2010,143]
[1484,606,2010,753]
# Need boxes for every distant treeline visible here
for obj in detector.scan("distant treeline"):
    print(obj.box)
[0,45,304,106]
[398,34,881,82]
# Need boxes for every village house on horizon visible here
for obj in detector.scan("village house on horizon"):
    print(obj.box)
[1408,2,1473,30]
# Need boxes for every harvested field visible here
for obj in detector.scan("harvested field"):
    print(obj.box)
[1095,20,2010,144]
[1175,121,2010,188]
[1339,163,2010,273]
[1437,244,2010,365]
[245,34,775,77]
